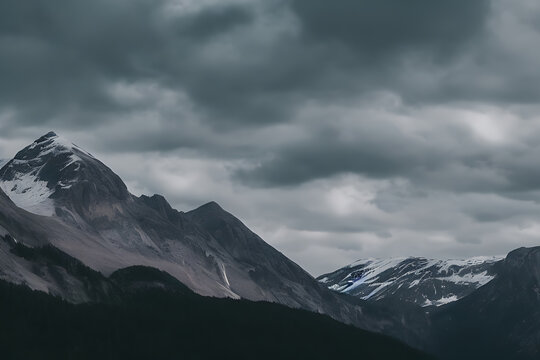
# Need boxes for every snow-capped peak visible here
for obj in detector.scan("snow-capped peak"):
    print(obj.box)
[0,131,131,217]
[0,132,94,216]
[24,131,94,162]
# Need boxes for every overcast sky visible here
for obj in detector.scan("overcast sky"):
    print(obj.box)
[2,0,540,275]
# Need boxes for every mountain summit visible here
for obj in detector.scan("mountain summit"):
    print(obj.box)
[0,132,128,216]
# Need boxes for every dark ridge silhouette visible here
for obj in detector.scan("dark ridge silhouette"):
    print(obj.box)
[0,279,434,360]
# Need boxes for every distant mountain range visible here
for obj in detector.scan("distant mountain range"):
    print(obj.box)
[319,248,540,359]
[318,255,503,306]
[1,132,540,359]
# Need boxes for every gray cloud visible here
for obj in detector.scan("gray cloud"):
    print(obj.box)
[173,5,253,40]
[0,0,258,125]
[3,0,540,274]
[290,0,490,58]
[2,0,539,133]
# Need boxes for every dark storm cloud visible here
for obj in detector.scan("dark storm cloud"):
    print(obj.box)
[0,0,255,127]
[287,0,540,107]
[174,5,253,39]
[2,0,540,136]
[0,0,497,134]
[235,121,437,186]
[290,0,490,58]
[188,0,493,124]
[1,0,538,179]
[0,0,160,118]
[234,111,540,197]
[234,116,471,187]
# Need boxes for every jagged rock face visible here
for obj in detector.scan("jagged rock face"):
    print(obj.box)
[0,131,129,217]
[318,256,502,306]
[138,194,185,224]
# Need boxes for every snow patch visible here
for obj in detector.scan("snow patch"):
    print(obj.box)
[437,256,502,274]
[423,295,459,307]
[329,283,349,292]
[343,258,408,291]
[362,281,394,300]
[436,270,495,286]
[0,172,54,216]
[219,262,231,287]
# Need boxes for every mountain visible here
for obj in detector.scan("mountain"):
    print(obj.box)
[0,277,434,360]
[0,131,314,303]
[0,132,426,347]
[318,247,540,359]
[428,246,540,360]
[318,255,502,306]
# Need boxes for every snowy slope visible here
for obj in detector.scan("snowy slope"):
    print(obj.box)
[0,173,54,216]
[318,256,503,306]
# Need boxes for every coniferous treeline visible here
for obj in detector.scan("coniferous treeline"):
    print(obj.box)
[0,277,433,360]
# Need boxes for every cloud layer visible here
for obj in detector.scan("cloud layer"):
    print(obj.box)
[2,0,540,275]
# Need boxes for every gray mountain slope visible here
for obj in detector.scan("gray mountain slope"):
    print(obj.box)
[0,233,118,303]
[0,132,429,347]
